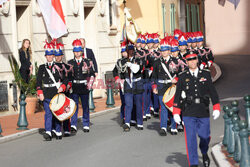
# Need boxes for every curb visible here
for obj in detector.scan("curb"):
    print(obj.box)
[0,128,39,144]
[211,142,231,167]
[0,107,120,144]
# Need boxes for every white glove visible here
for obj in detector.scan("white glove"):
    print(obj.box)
[126,62,132,67]
[212,110,220,120]
[208,61,212,67]
[173,114,181,125]
[130,64,140,73]
[200,64,204,70]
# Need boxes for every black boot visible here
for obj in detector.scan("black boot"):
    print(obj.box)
[123,124,130,132]
[43,133,52,141]
[159,128,167,136]
[202,154,210,167]
[70,127,77,135]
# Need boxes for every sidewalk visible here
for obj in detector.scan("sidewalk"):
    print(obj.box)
[0,95,121,137]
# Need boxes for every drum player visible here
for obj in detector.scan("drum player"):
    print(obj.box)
[151,37,178,136]
[36,40,68,141]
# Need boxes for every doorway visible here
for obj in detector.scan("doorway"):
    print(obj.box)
[16,3,32,49]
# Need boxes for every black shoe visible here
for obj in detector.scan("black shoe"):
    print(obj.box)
[51,130,56,138]
[56,135,62,140]
[64,133,71,137]
[170,129,178,135]
[130,122,136,126]
[202,154,210,167]
[83,129,90,133]
[190,165,198,167]
[137,127,143,130]
[70,127,77,135]
[43,133,52,141]
[153,112,159,118]
[123,124,130,132]
[143,117,147,121]
[159,129,167,136]
[177,125,184,132]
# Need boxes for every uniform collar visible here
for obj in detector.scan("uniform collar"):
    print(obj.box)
[47,61,54,67]
[189,68,199,77]
[75,57,82,62]
[162,56,170,62]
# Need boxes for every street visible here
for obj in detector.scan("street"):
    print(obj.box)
[0,55,249,167]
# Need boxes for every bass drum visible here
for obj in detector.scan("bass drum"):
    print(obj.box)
[162,84,176,112]
[49,93,76,122]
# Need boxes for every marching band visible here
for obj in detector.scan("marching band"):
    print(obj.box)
[36,29,220,167]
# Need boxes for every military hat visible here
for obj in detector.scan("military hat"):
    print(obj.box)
[72,39,82,52]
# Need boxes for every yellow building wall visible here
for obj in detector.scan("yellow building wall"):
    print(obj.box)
[118,0,179,38]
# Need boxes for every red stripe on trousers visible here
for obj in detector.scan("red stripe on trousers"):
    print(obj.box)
[184,125,191,167]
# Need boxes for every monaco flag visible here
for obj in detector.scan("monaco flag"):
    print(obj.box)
[37,0,68,39]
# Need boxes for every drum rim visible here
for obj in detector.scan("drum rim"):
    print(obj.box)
[49,93,66,111]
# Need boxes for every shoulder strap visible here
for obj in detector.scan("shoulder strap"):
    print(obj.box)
[45,68,60,89]
[160,61,173,80]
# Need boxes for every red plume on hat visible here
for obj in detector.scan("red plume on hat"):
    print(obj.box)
[72,39,82,47]
[174,29,182,39]
[171,38,179,46]
[44,40,54,49]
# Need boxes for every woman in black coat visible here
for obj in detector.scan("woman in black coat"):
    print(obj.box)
[19,39,32,83]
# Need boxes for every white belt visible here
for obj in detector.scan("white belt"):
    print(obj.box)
[158,79,171,84]
[44,82,61,88]
[132,77,142,82]
[73,80,87,84]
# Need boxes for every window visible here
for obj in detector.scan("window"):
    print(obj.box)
[162,3,166,36]
[109,0,112,27]
[186,4,191,32]
[170,3,176,35]
[186,0,203,32]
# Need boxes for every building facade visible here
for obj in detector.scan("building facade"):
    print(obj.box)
[0,0,121,115]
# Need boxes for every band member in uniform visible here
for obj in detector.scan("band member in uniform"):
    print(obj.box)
[174,29,182,40]
[148,33,161,117]
[140,34,152,121]
[52,41,72,137]
[36,41,67,141]
[151,37,178,136]
[113,41,127,124]
[196,31,215,70]
[122,41,145,132]
[178,33,189,62]
[173,53,220,167]
[186,32,193,51]
[170,38,187,132]
[68,39,95,135]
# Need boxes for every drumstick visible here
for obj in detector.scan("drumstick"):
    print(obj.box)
[57,94,60,104]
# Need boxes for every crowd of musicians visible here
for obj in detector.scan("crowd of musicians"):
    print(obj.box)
[30,29,220,167]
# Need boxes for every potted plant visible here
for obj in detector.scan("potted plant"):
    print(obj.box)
[8,55,38,114]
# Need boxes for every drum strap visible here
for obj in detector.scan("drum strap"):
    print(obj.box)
[46,68,60,89]
[161,62,173,80]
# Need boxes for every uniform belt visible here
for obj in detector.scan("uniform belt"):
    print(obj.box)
[43,82,61,88]
[158,79,171,84]
[73,80,87,84]
[132,77,142,82]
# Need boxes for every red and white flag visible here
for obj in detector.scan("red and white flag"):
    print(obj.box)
[37,0,68,39]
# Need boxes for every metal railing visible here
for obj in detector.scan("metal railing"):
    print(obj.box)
[222,95,250,167]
